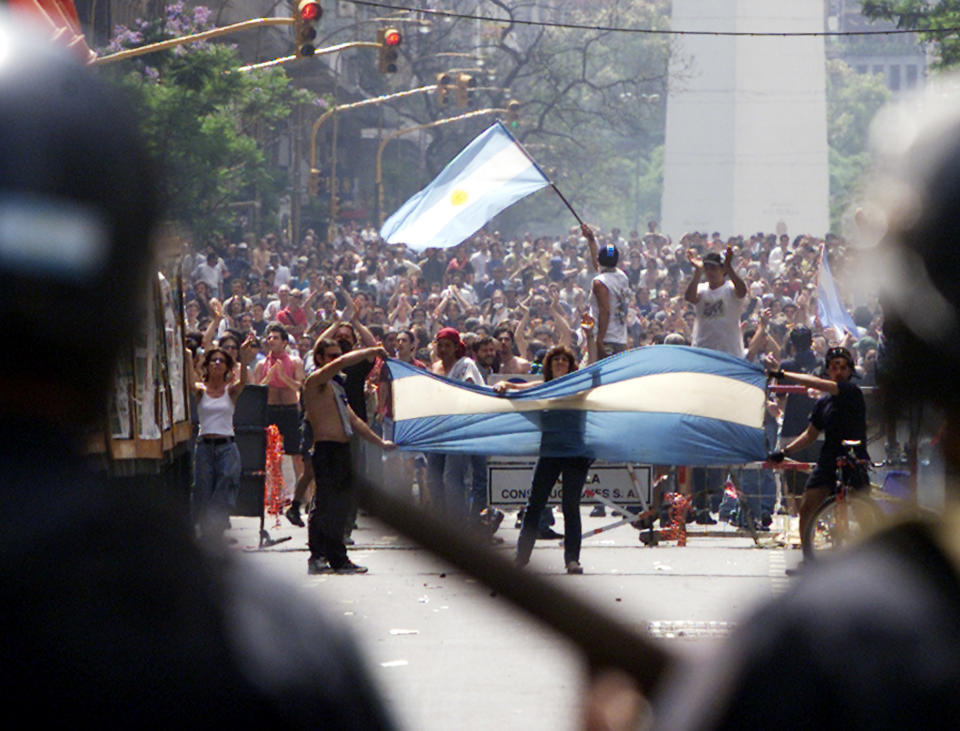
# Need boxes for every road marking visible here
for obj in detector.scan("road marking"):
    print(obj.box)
[769,550,789,596]
[647,620,735,640]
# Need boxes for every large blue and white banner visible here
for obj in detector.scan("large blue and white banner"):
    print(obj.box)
[379,122,550,251]
[385,346,768,465]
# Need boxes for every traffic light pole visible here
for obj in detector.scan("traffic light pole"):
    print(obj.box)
[376,108,506,226]
[91,17,295,65]
[305,85,439,241]
[309,85,440,170]
[92,18,381,71]
[236,40,381,72]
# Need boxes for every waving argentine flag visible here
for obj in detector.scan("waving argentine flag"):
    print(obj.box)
[816,246,858,335]
[385,346,768,465]
[380,122,550,250]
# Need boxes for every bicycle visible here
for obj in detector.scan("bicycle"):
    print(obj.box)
[803,440,883,558]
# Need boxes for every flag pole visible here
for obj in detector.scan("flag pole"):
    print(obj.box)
[497,120,585,227]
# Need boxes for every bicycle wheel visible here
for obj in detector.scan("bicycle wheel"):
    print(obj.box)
[805,493,882,557]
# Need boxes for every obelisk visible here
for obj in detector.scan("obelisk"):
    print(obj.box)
[660,0,829,239]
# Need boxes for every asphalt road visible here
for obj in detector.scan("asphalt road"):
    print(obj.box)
[226,508,801,730]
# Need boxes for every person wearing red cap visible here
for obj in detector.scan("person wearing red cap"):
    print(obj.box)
[429,328,484,520]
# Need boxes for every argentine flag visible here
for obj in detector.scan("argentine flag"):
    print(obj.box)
[385,346,768,465]
[379,121,549,250]
[816,246,858,335]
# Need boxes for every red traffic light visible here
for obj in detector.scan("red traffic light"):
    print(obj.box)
[384,28,402,46]
[298,0,321,21]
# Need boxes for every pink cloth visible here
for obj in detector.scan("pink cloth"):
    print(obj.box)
[264,352,296,389]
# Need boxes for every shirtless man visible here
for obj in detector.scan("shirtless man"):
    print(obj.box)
[302,339,394,574]
[254,323,305,480]
[493,326,530,375]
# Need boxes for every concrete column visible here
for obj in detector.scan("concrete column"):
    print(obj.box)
[661,0,829,240]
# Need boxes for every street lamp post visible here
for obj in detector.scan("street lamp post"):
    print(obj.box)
[302,85,441,241]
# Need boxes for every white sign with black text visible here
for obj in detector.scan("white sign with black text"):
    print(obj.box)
[487,459,652,506]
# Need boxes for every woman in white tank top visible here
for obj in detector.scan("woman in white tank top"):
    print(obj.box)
[188,335,256,543]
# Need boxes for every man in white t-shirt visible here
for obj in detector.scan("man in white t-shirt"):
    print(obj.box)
[193,251,227,297]
[590,235,631,357]
[684,247,748,523]
[684,248,747,358]
[469,239,491,283]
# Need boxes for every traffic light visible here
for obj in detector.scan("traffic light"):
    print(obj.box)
[455,73,476,108]
[506,100,521,130]
[436,72,453,105]
[377,27,402,73]
[308,168,322,197]
[293,0,322,58]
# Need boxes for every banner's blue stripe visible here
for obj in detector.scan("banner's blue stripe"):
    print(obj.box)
[393,411,765,464]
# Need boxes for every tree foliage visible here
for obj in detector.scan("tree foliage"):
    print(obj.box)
[340,0,670,232]
[98,3,314,241]
[861,0,960,68]
[825,58,890,229]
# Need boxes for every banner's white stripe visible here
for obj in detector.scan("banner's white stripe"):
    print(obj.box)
[393,372,764,428]
[388,143,537,242]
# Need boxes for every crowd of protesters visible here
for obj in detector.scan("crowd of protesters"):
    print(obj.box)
[179,218,886,541]
[182,222,882,375]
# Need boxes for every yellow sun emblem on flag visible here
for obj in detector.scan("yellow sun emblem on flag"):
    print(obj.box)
[450,189,468,206]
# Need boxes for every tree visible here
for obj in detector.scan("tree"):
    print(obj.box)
[323,0,670,232]
[825,58,890,229]
[861,1,960,69]
[98,3,314,242]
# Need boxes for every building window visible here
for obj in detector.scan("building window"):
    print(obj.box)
[872,64,884,77]
[856,65,868,74]
[890,65,901,91]
[906,65,918,88]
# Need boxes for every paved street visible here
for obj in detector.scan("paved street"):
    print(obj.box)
[227,509,800,730]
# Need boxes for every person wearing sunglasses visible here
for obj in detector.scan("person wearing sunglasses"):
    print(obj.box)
[187,335,257,543]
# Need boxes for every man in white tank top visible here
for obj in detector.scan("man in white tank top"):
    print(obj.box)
[590,232,631,357]
[684,248,747,358]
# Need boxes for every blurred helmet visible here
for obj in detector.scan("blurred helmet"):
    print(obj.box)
[866,74,960,411]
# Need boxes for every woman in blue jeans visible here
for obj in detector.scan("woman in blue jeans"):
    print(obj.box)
[495,344,593,574]
[188,334,256,542]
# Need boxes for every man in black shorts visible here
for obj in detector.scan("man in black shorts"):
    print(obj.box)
[255,323,305,481]
[766,346,870,567]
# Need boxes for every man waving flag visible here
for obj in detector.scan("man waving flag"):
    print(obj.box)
[380,121,550,250]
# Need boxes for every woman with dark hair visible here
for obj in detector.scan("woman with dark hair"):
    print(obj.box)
[764,346,870,570]
[187,335,257,542]
[495,342,594,574]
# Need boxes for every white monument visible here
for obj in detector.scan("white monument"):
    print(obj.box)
[660,0,829,239]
